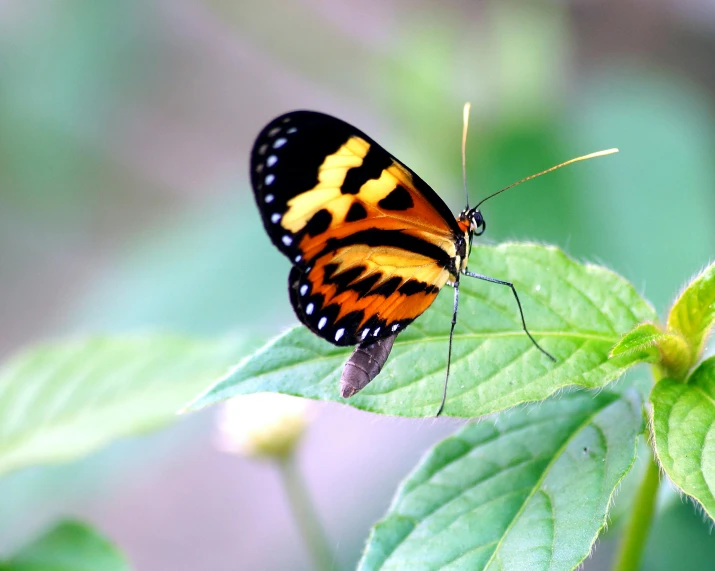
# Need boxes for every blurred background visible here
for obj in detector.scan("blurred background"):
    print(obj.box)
[1,0,714,569]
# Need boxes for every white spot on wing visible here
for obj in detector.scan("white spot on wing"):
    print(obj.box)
[271,213,281,223]
[287,127,298,134]
[268,127,281,137]
[267,155,278,167]
[306,303,314,315]
[335,328,345,342]
[273,138,287,149]
[255,163,264,173]
[373,327,381,337]
[392,324,400,332]
[265,194,274,203]
[318,316,327,330]
[361,328,369,340]
[300,284,308,296]
[282,235,293,246]
[265,174,275,185]
[295,255,302,262]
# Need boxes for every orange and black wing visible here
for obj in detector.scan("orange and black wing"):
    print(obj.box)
[250,110,465,346]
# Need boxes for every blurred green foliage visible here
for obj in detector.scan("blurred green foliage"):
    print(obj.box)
[1,0,714,569]
[0,520,129,571]
[643,496,715,571]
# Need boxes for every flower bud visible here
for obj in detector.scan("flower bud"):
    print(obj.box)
[214,393,312,459]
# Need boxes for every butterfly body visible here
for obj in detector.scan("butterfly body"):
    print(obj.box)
[251,111,483,349]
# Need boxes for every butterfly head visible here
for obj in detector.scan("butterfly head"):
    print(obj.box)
[458,208,486,238]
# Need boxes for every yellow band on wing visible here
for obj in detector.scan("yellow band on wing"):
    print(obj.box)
[281,136,370,232]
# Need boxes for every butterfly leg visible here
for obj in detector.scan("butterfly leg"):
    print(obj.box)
[436,279,460,417]
[461,271,556,362]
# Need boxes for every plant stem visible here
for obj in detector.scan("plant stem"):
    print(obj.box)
[277,453,336,571]
[613,452,660,571]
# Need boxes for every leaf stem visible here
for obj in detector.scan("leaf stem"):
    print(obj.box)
[613,452,660,571]
[277,453,336,571]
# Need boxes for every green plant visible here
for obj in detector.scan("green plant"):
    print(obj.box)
[0,244,713,570]
[0,521,129,571]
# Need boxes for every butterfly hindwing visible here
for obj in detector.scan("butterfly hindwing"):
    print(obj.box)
[288,245,449,346]
[252,111,467,347]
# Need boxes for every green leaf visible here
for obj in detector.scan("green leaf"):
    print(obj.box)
[359,391,641,570]
[0,520,129,571]
[610,322,690,379]
[610,260,715,381]
[610,322,666,362]
[191,243,655,417]
[666,262,715,376]
[0,334,253,476]
[650,356,715,520]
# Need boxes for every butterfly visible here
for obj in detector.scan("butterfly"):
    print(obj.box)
[250,109,616,414]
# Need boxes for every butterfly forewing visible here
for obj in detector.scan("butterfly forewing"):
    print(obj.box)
[251,111,465,346]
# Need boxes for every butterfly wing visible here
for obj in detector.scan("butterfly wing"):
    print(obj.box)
[251,111,466,346]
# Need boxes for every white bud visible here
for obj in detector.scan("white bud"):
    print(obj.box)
[214,393,312,459]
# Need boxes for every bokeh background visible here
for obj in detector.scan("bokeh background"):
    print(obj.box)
[1,0,715,569]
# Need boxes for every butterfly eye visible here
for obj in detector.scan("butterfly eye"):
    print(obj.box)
[471,211,486,236]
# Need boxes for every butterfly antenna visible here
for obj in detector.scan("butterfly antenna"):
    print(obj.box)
[474,148,619,210]
[461,102,471,209]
